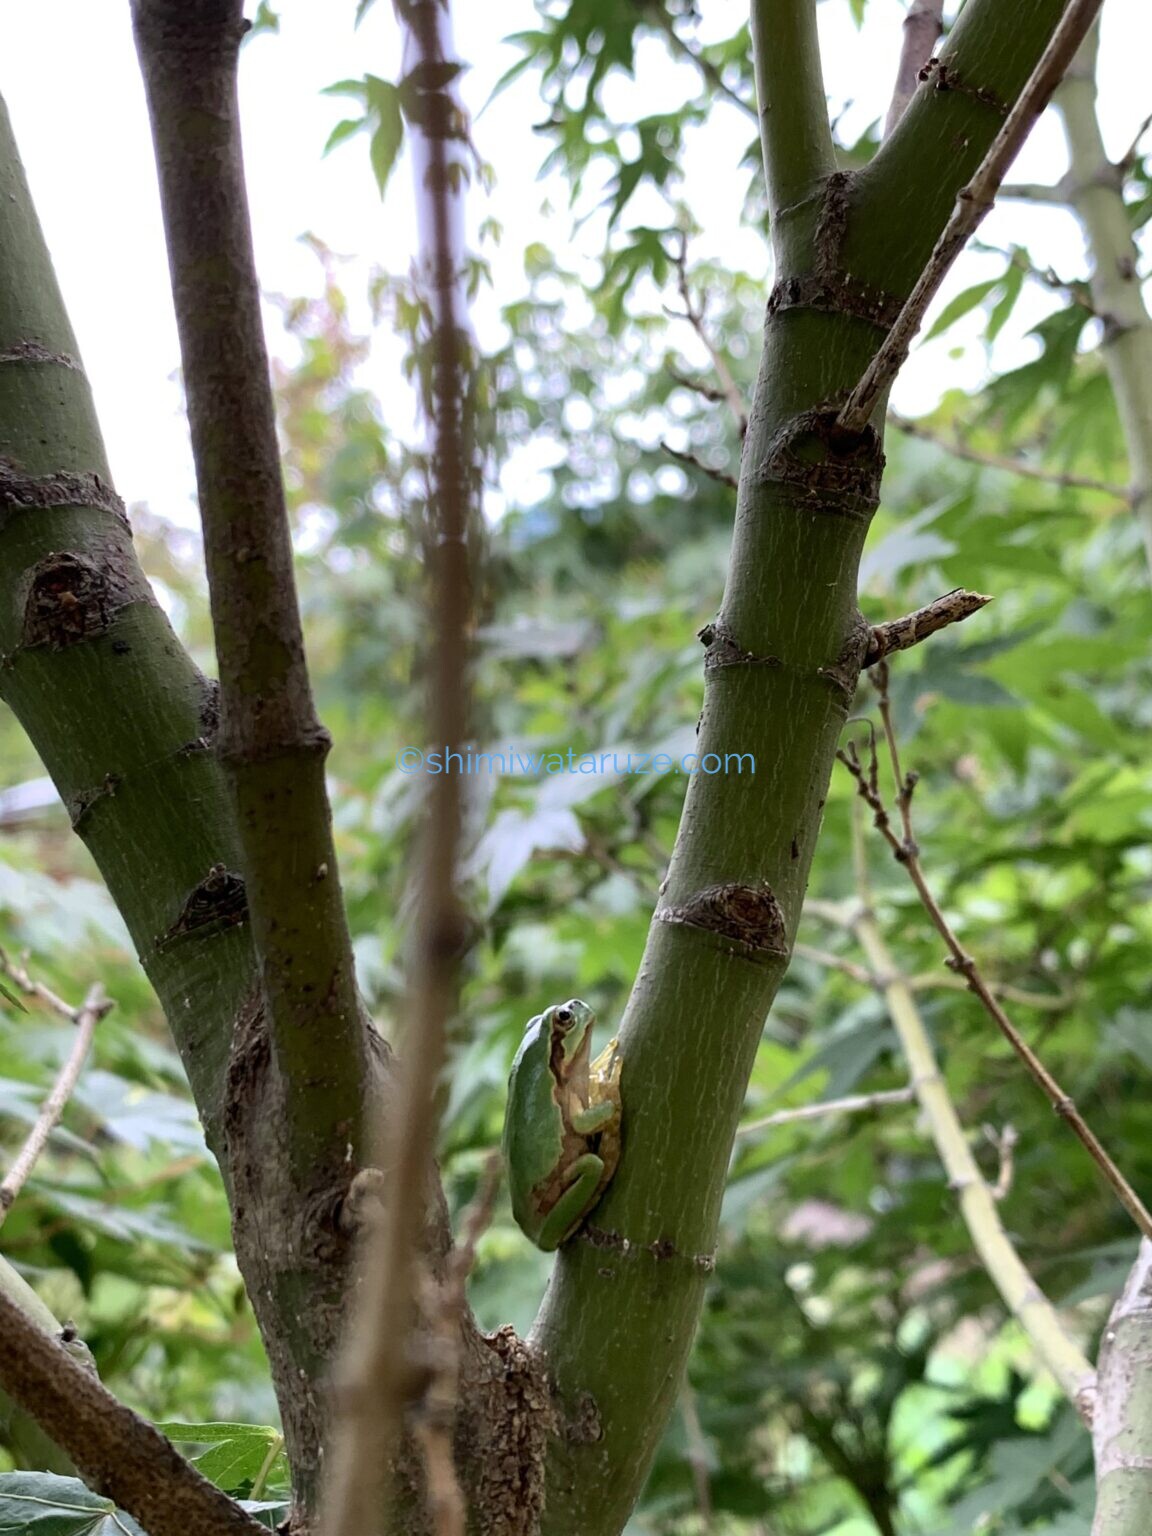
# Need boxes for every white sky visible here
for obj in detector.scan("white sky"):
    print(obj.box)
[2,0,1150,529]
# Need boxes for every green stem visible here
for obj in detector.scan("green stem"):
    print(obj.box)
[749,0,835,224]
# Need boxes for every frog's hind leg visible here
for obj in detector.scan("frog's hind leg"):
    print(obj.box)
[536,1153,605,1251]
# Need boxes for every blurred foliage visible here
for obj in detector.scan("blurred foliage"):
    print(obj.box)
[3,1,1152,1532]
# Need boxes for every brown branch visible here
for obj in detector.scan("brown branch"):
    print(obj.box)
[738,1086,916,1136]
[0,1282,266,1536]
[864,588,993,667]
[0,965,110,1228]
[889,411,1129,500]
[838,0,1106,435]
[838,662,1152,1243]
[884,0,945,139]
[320,2,476,1533]
[659,440,739,490]
[411,1155,501,1536]
[847,811,1095,1417]
[131,0,369,1166]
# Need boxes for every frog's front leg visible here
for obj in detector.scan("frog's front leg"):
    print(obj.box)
[537,1152,606,1251]
[570,1098,617,1136]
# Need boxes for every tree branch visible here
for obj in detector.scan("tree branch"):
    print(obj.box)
[998,181,1067,202]
[889,410,1130,500]
[0,1282,267,1536]
[1057,24,1152,575]
[131,0,369,1176]
[864,588,992,667]
[0,968,110,1228]
[1090,1238,1152,1532]
[884,0,945,139]
[320,2,476,1532]
[839,0,1106,435]
[750,0,837,219]
[668,235,748,436]
[738,1086,916,1136]
[839,664,1152,1244]
[848,809,1095,1418]
[645,7,756,123]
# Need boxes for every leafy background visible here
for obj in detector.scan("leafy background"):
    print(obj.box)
[2,1,1152,1531]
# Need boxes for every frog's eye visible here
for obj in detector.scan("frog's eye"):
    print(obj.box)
[554,1007,573,1028]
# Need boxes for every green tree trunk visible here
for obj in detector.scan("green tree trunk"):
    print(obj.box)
[531,3,1077,1531]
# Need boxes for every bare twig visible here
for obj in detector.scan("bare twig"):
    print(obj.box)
[0,968,110,1229]
[0,1280,267,1536]
[320,3,476,1533]
[848,808,1095,1417]
[864,588,993,667]
[659,440,739,490]
[411,1156,501,1536]
[884,0,945,138]
[839,0,1106,434]
[889,411,1130,500]
[984,1122,1019,1201]
[646,7,757,122]
[998,181,1067,203]
[839,662,1152,1243]
[738,1086,916,1136]
[668,235,748,435]
[792,940,877,986]
[1118,109,1152,174]
[667,365,731,408]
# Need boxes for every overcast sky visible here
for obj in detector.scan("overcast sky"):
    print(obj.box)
[2,1,1150,530]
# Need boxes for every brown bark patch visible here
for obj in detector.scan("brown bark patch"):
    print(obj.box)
[23,553,114,649]
[657,881,788,955]
[0,462,127,525]
[155,862,248,950]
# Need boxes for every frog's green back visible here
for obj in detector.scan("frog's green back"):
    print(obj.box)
[503,1013,564,1228]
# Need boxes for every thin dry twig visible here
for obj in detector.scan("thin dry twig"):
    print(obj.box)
[0,957,111,1228]
[847,806,1096,1417]
[884,0,945,138]
[411,1155,501,1536]
[738,1086,916,1137]
[839,0,1106,434]
[838,661,1152,1243]
[889,411,1130,501]
[864,588,992,667]
[666,234,748,436]
[984,1122,1019,1202]
[646,7,756,122]
[320,3,476,1533]
[659,440,739,490]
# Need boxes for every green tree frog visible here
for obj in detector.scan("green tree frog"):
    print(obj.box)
[502,998,623,1251]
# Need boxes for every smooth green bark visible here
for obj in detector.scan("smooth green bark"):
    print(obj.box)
[1091,1240,1152,1535]
[0,89,365,1512]
[1057,27,1152,577]
[532,4,1074,1532]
